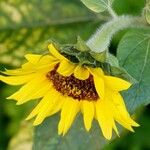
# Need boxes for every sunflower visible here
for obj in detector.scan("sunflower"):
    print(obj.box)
[0,44,139,140]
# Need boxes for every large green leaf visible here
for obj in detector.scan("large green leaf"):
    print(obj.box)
[113,0,145,15]
[117,28,150,113]
[33,114,108,150]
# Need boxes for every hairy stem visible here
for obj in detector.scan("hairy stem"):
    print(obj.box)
[86,15,146,53]
[107,6,117,18]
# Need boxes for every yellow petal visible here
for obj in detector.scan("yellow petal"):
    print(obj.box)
[36,55,58,66]
[93,76,105,100]
[95,100,113,140]
[8,74,47,103]
[82,100,94,131]
[24,81,52,101]
[57,60,76,76]
[104,76,131,91]
[2,55,58,79]
[25,54,42,64]
[104,91,138,132]
[87,67,104,77]
[87,67,105,99]
[25,54,57,65]
[2,67,34,76]
[112,93,129,117]
[2,55,57,76]
[113,113,135,132]
[112,121,119,137]
[46,94,64,117]
[0,73,36,85]
[33,93,52,125]
[26,92,52,121]
[1,69,23,75]
[58,98,80,135]
[48,44,66,60]
[24,55,58,70]
[33,90,62,125]
[2,63,36,76]
[21,62,35,70]
[111,93,139,128]
[22,61,58,75]
[74,65,90,80]
[22,55,58,74]
[4,63,52,76]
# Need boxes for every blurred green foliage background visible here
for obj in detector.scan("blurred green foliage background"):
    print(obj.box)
[0,0,149,150]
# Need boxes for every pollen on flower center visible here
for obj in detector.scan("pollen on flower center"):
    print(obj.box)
[46,66,99,101]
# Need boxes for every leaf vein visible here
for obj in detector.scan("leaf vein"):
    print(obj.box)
[122,37,149,67]
[130,40,150,110]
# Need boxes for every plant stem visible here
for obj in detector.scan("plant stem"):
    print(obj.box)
[107,6,117,18]
[86,15,146,53]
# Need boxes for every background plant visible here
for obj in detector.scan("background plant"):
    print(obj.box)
[0,0,150,150]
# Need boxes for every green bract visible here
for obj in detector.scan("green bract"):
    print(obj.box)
[48,39,136,84]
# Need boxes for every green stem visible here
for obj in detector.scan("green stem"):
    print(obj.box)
[87,15,146,53]
[107,1,117,18]
[107,6,117,18]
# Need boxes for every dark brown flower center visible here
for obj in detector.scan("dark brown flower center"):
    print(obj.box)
[46,65,99,101]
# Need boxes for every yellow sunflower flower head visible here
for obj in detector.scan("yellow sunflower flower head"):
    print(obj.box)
[0,43,139,140]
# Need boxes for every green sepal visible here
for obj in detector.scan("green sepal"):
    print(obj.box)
[104,53,137,83]
[75,36,90,52]
[108,66,137,84]
[90,50,107,63]
[48,39,136,84]
[42,39,61,53]
[60,45,97,66]
[76,52,97,66]
[106,53,119,67]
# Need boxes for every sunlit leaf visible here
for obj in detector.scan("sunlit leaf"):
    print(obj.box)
[81,0,114,13]
[145,0,150,24]
[0,0,101,67]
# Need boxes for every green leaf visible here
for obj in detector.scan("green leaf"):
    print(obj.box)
[0,0,101,67]
[117,28,150,112]
[33,114,108,150]
[81,0,113,13]
[145,9,150,24]
[0,0,96,30]
[113,0,145,15]
[109,66,137,84]
[145,0,150,24]
[105,53,137,84]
